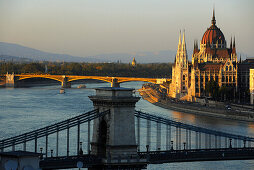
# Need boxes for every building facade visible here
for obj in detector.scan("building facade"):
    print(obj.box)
[170,10,239,101]
[250,69,254,104]
[169,31,189,99]
[238,59,254,103]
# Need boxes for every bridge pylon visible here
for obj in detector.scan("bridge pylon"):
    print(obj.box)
[5,72,15,87]
[61,76,71,88]
[89,87,140,158]
[111,78,120,87]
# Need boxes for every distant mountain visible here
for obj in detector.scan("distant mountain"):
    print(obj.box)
[0,42,101,63]
[0,42,251,63]
[0,41,178,63]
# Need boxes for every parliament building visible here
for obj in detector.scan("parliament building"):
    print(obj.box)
[169,10,239,101]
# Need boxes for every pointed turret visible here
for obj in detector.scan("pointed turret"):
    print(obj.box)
[181,30,188,67]
[182,30,186,52]
[193,40,198,54]
[232,36,236,54]
[239,54,242,63]
[178,30,182,46]
[233,36,235,48]
[211,8,216,25]
[230,37,232,49]
[177,30,182,54]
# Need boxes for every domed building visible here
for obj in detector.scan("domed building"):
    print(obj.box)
[170,9,238,101]
[131,57,137,67]
[192,9,237,65]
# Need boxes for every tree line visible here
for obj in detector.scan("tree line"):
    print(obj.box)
[205,80,249,103]
[0,62,173,78]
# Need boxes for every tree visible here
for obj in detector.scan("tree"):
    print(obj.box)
[205,80,219,100]
[22,63,44,73]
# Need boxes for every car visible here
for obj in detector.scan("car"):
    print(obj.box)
[225,105,231,110]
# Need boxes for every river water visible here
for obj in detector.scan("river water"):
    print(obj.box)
[1,82,254,170]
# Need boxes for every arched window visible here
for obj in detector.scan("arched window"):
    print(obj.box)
[226,66,228,71]
[183,75,185,81]
[229,66,232,71]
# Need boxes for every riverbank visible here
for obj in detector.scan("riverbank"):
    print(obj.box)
[139,85,254,122]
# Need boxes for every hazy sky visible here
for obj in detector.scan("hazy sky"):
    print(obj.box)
[0,0,254,57]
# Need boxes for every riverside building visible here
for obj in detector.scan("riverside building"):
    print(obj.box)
[169,9,239,101]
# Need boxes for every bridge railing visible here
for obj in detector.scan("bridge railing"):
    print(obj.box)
[0,109,110,157]
[135,110,254,151]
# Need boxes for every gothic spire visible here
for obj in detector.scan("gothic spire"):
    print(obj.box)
[178,30,182,46]
[177,30,182,54]
[182,30,186,52]
[211,8,216,25]
[193,40,198,54]
[233,36,235,48]
[230,36,232,49]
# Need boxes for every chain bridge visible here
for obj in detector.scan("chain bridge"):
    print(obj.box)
[1,87,254,169]
[4,73,169,88]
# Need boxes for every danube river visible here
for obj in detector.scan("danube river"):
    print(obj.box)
[1,82,254,170]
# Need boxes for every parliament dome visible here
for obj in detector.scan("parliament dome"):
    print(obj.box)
[201,10,226,46]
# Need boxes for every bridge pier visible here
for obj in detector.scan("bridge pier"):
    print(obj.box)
[61,76,71,88]
[111,78,120,87]
[5,72,15,87]
[89,87,140,158]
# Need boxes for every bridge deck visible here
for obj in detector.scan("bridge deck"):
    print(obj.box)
[39,147,254,169]
[141,147,254,164]
[10,74,168,84]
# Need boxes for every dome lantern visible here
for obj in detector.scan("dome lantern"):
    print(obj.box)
[211,8,216,25]
[201,9,225,48]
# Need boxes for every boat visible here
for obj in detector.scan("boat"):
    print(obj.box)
[60,88,65,94]
[77,84,86,88]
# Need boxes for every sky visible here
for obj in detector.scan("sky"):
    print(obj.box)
[0,0,254,58]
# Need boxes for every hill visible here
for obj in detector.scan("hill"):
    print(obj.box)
[0,42,101,63]
[0,42,179,63]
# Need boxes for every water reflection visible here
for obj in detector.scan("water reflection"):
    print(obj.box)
[171,111,196,123]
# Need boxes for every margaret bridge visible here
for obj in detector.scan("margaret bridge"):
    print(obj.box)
[1,87,254,169]
[2,73,170,88]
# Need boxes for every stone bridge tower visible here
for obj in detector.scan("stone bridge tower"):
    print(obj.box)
[89,87,140,158]
[5,72,15,87]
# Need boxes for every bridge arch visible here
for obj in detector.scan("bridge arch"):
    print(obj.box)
[18,77,63,82]
[67,77,112,84]
[117,80,157,84]
[17,75,64,82]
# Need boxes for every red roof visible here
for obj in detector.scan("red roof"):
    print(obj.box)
[198,63,222,71]
[204,48,230,58]
[201,25,225,45]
